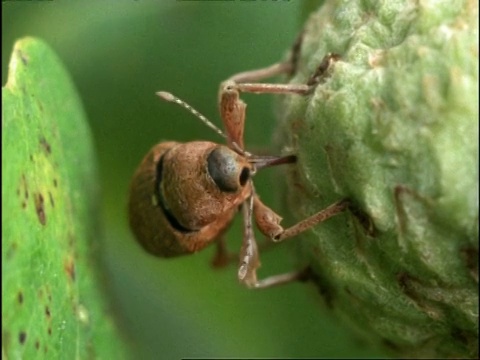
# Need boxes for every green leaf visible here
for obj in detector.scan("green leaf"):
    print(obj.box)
[2,38,129,359]
[279,0,478,358]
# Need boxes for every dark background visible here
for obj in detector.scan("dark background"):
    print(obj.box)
[3,1,381,358]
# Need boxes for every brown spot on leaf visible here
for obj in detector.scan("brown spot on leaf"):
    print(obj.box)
[20,174,29,200]
[45,306,51,318]
[19,175,29,209]
[47,327,52,336]
[19,331,27,344]
[34,193,46,225]
[17,49,28,65]
[68,232,76,248]
[30,154,34,162]
[35,340,40,350]
[6,242,18,260]
[64,257,76,281]
[39,137,52,155]
[48,192,55,208]
[18,291,23,304]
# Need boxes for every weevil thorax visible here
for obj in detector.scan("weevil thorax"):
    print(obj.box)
[161,141,253,230]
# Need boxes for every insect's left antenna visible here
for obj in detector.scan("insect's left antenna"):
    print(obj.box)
[156,91,227,140]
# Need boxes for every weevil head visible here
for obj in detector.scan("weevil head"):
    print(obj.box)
[206,145,251,193]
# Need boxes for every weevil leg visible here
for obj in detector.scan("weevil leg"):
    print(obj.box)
[253,196,350,242]
[276,199,349,241]
[238,198,348,289]
[219,79,309,150]
[219,59,302,150]
[212,234,281,269]
[249,266,312,289]
[211,222,281,270]
[238,191,328,289]
[219,61,294,150]
[232,53,340,95]
[211,236,236,268]
[219,82,247,150]
[238,195,261,287]
[238,194,311,289]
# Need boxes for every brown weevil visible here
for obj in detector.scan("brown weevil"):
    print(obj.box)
[128,53,348,288]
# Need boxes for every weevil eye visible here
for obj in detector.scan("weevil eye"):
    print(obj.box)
[207,146,250,193]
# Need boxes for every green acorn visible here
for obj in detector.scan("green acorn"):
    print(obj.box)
[277,1,478,357]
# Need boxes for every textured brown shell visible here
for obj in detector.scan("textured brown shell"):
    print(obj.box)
[128,141,250,257]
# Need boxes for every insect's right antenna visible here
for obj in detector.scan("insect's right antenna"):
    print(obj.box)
[156,91,227,140]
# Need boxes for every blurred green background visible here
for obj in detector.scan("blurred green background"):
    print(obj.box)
[2,1,383,358]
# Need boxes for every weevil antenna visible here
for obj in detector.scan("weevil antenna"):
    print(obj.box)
[157,91,227,140]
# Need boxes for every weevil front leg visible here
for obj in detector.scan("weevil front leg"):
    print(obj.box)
[217,62,292,150]
[239,192,302,289]
[238,195,261,287]
[219,63,308,150]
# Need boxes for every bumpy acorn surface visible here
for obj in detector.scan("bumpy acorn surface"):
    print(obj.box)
[277,1,478,358]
